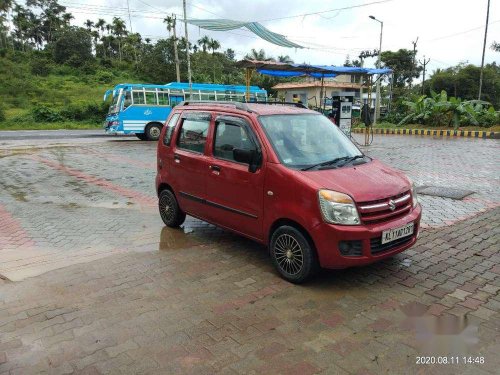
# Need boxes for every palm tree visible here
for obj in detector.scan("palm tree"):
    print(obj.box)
[278,55,293,64]
[112,17,127,62]
[197,35,210,53]
[95,18,106,57]
[84,19,94,32]
[163,15,180,82]
[208,38,220,55]
[245,48,275,62]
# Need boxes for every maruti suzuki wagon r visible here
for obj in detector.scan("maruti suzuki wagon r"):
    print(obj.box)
[156,102,421,283]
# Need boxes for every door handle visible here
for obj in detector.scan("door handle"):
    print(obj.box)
[209,165,221,172]
[174,154,181,163]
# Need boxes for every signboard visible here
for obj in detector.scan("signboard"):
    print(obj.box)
[339,118,352,137]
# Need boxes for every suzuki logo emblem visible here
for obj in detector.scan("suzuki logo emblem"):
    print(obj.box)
[388,200,396,211]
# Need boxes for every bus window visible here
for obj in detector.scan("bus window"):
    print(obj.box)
[158,92,169,105]
[123,91,132,109]
[145,91,157,105]
[133,90,145,104]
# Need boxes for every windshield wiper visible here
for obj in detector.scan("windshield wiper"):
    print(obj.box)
[337,155,366,167]
[301,156,352,171]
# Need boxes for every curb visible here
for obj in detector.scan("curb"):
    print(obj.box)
[351,128,500,139]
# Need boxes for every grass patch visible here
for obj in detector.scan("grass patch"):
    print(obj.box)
[0,121,102,131]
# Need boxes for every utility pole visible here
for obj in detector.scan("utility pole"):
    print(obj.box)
[369,16,383,125]
[183,0,192,85]
[419,56,430,95]
[172,15,181,82]
[409,37,418,89]
[126,0,138,64]
[478,0,490,100]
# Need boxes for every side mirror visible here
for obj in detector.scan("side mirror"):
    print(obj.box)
[233,148,261,173]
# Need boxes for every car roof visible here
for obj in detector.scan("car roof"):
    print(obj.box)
[177,102,319,116]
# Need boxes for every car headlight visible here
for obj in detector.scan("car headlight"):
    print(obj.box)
[408,178,418,208]
[318,190,360,225]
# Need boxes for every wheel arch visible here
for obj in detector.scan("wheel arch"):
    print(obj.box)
[268,218,317,252]
[157,182,174,197]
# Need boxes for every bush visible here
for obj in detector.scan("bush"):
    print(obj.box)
[95,70,114,84]
[59,102,108,123]
[0,106,6,122]
[31,58,53,76]
[31,106,64,122]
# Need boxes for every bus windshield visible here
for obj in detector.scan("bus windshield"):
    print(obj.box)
[108,92,121,115]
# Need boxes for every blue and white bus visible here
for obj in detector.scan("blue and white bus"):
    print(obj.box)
[103,82,267,140]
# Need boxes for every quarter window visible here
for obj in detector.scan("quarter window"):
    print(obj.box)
[163,113,180,146]
[177,116,210,153]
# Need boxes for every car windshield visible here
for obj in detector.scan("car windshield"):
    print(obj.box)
[259,114,363,170]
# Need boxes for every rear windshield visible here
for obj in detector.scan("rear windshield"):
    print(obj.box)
[259,114,362,169]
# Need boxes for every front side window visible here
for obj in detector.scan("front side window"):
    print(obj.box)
[123,91,132,109]
[163,113,180,146]
[259,114,362,169]
[177,114,210,153]
[214,121,255,162]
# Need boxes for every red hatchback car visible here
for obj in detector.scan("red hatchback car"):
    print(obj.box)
[156,102,421,283]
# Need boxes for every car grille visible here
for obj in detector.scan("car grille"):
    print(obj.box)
[357,191,412,223]
[370,234,413,255]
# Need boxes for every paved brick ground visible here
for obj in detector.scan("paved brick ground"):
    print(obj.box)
[0,133,499,374]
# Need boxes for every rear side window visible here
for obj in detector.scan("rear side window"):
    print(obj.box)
[177,113,210,153]
[163,113,180,146]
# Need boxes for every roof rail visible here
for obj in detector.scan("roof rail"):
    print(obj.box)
[179,101,250,111]
[254,101,307,109]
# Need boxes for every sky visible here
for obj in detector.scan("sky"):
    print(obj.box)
[53,0,499,77]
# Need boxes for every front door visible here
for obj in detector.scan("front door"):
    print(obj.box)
[205,115,265,240]
[171,112,211,218]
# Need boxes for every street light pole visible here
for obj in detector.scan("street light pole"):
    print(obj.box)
[369,15,383,125]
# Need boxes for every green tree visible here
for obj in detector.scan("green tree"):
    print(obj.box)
[492,41,500,52]
[380,49,422,88]
[53,26,92,66]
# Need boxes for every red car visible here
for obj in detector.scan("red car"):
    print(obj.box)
[156,102,421,283]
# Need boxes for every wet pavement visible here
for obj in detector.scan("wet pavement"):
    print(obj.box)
[0,131,499,374]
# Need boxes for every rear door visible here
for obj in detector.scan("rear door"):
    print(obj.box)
[171,111,212,218]
[205,114,265,240]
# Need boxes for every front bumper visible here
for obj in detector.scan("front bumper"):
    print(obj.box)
[311,204,422,269]
[104,124,124,135]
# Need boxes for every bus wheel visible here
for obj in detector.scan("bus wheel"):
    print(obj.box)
[136,133,147,140]
[145,123,162,141]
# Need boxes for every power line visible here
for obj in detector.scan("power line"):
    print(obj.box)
[426,19,500,42]
[257,0,395,22]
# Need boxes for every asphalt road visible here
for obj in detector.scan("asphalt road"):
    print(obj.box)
[0,129,119,140]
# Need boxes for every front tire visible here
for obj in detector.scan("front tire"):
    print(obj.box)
[145,123,162,141]
[158,189,186,227]
[270,226,319,284]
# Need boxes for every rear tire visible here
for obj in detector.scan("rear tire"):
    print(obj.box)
[136,133,147,140]
[145,123,162,141]
[158,189,186,227]
[270,226,319,284]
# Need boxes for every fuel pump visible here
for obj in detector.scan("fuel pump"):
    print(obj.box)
[331,93,354,137]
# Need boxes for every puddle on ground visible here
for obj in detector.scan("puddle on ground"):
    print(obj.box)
[158,226,201,251]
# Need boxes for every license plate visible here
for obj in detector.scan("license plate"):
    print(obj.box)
[381,222,414,244]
